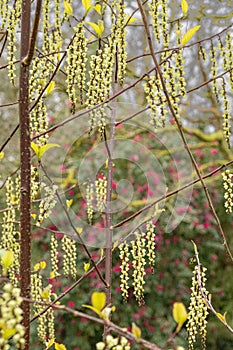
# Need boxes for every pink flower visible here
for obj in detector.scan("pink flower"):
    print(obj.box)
[112,181,117,189]
[68,301,75,308]
[133,135,142,141]
[211,254,218,262]
[60,165,66,171]
[210,149,218,155]
[133,313,140,320]
[169,118,175,124]
[157,285,163,292]
[194,149,204,158]
[115,287,121,293]
[113,265,121,273]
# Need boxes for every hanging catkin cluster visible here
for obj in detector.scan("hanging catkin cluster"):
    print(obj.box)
[0,283,25,349]
[86,50,108,135]
[86,8,125,134]
[222,169,233,213]
[36,182,58,227]
[61,235,77,279]
[119,222,157,305]
[149,0,170,47]
[7,0,21,84]
[31,269,55,345]
[0,0,9,30]
[144,75,167,128]
[86,176,107,223]
[66,21,87,112]
[0,177,20,286]
[220,78,231,147]
[95,175,107,213]
[210,42,219,102]
[186,265,209,350]
[50,234,59,278]
[115,0,127,84]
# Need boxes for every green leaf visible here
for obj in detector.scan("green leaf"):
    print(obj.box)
[64,1,73,16]
[132,322,141,339]
[87,21,104,38]
[172,302,187,333]
[82,0,92,12]
[46,81,55,95]
[181,25,201,46]
[181,0,188,15]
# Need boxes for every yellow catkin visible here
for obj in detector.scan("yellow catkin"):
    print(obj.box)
[62,235,77,279]
[186,265,209,350]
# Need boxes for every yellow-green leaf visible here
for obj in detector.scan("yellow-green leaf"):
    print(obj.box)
[82,0,92,11]
[87,21,104,38]
[55,343,67,350]
[191,240,198,255]
[64,1,73,16]
[112,240,118,251]
[34,263,40,271]
[1,250,14,269]
[84,262,90,272]
[40,261,47,270]
[50,271,60,279]
[46,81,55,95]
[181,0,188,15]
[66,199,73,209]
[40,287,50,300]
[0,151,4,160]
[76,227,83,234]
[82,304,101,317]
[31,142,39,157]
[216,312,227,324]
[132,322,141,339]
[172,302,187,333]
[2,328,16,339]
[34,143,60,161]
[91,291,106,311]
[45,338,55,349]
[94,4,101,14]
[181,25,201,46]
[126,16,138,25]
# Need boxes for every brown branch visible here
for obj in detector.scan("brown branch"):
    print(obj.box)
[22,0,42,66]
[19,0,31,348]
[29,297,162,349]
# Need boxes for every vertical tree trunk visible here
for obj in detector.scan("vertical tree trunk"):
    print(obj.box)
[19,0,31,348]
